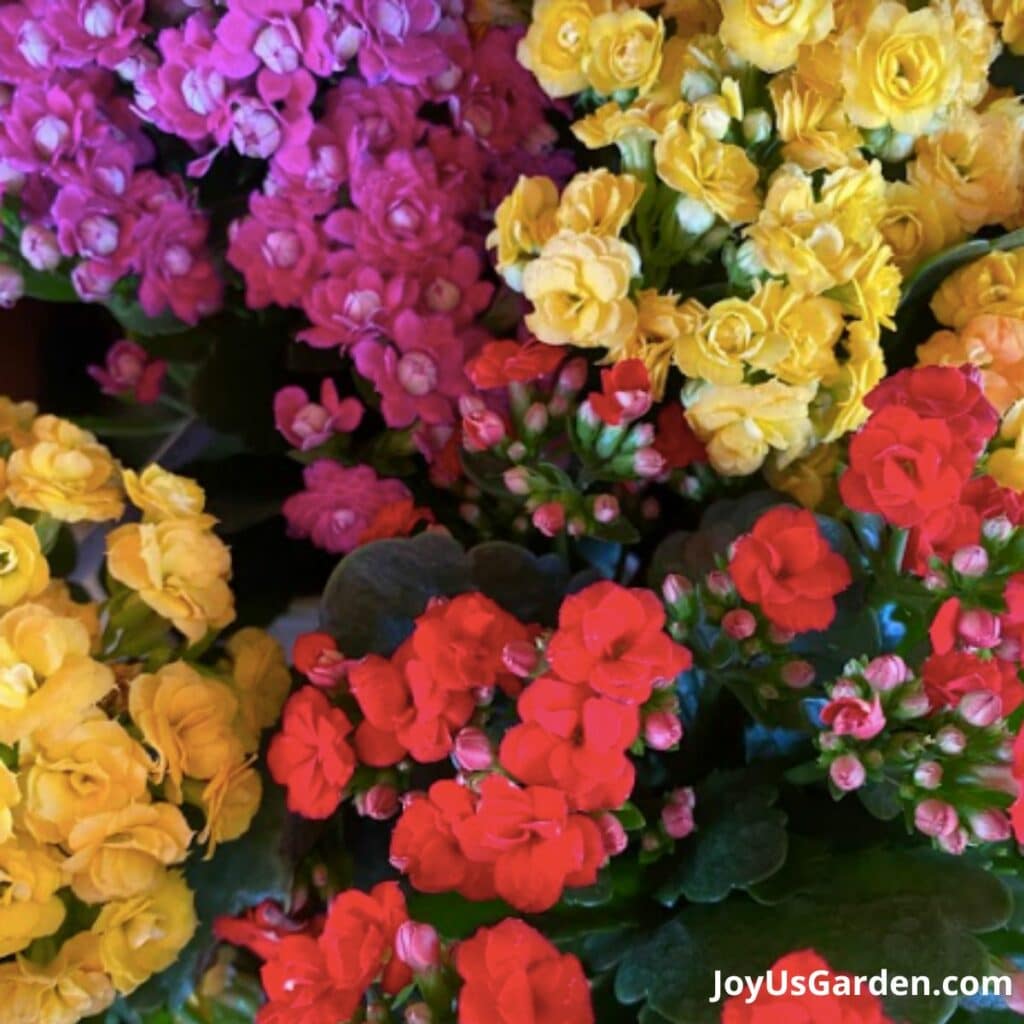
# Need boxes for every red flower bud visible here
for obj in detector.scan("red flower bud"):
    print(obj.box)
[355,784,400,821]
[532,501,566,537]
[722,608,756,640]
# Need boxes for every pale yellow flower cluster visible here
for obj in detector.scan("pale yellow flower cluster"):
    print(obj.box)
[502,0,1022,479]
[0,397,290,1023]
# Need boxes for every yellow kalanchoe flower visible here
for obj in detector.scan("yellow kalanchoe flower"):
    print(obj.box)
[620,290,707,399]
[684,379,817,476]
[5,416,124,523]
[880,180,964,275]
[719,0,834,74]
[0,517,49,608]
[195,760,262,857]
[764,442,841,510]
[0,761,19,844]
[522,230,640,351]
[0,836,67,957]
[653,115,761,226]
[223,627,292,751]
[769,71,861,172]
[987,398,1024,491]
[517,0,611,98]
[584,8,664,96]
[0,398,37,450]
[106,518,236,644]
[556,169,644,237]
[930,249,1024,329]
[487,175,559,281]
[990,0,1024,53]
[123,464,213,525]
[93,871,197,995]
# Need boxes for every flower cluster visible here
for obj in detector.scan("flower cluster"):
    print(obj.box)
[495,0,1024,479]
[0,396,289,1022]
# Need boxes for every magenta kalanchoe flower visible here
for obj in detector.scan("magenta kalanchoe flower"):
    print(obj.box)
[324,77,424,164]
[214,0,333,80]
[46,0,148,70]
[282,460,411,554]
[87,339,166,403]
[273,379,363,450]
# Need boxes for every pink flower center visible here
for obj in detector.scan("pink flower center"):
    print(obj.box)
[386,199,421,235]
[80,213,119,257]
[425,278,460,313]
[361,115,393,151]
[18,22,50,68]
[182,68,225,116]
[262,229,301,269]
[82,0,117,38]
[32,115,69,157]
[293,405,331,440]
[254,23,301,74]
[110,352,144,385]
[373,0,410,38]
[162,243,193,277]
[232,103,281,158]
[331,509,356,531]
[465,101,494,138]
[344,289,382,324]
[397,351,438,397]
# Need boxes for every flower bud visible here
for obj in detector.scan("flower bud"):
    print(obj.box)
[532,501,566,537]
[681,68,717,101]
[982,516,1014,544]
[502,467,531,496]
[523,402,549,436]
[722,608,756,640]
[829,754,866,792]
[633,446,666,478]
[705,570,734,601]
[643,710,683,750]
[742,108,772,145]
[395,921,441,974]
[894,690,931,720]
[923,570,947,592]
[952,545,989,577]
[662,787,696,839]
[913,761,943,790]
[674,195,716,236]
[693,95,732,139]
[506,441,527,463]
[453,728,494,772]
[473,685,495,707]
[405,1004,433,1024]
[462,409,506,451]
[936,826,968,855]
[355,784,400,821]
[766,623,795,645]
[596,812,628,857]
[830,679,860,699]
[557,357,588,394]
[862,654,910,692]
[914,798,959,838]
[592,494,620,524]
[502,640,538,678]
[0,264,24,308]
[459,502,481,525]
[968,808,1012,843]
[781,659,815,689]
[19,224,60,271]
[936,725,967,755]
[958,608,1001,649]
[959,690,1003,728]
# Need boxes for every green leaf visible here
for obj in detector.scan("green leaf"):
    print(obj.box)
[899,239,993,314]
[656,771,788,906]
[125,779,293,1015]
[467,541,569,626]
[104,290,189,337]
[405,893,511,940]
[618,847,1011,1024]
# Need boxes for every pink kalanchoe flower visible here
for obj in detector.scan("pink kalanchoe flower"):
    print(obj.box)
[273,379,363,450]
[327,148,463,273]
[340,0,453,86]
[0,6,55,83]
[227,67,315,162]
[423,126,486,218]
[324,78,424,165]
[214,0,333,80]
[267,121,348,215]
[414,247,493,327]
[51,183,135,273]
[87,339,166,403]
[282,460,412,554]
[47,0,147,70]
[352,310,470,427]
[227,192,325,308]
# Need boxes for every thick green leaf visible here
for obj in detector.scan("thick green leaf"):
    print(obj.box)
[899,239,994,314]
[405,893,511,940]
[104,291,188,336]
[467,541,569,626]
[656,771,788,906]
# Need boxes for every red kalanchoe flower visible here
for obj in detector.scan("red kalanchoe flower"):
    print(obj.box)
[292,631,349,689]
[390,781,498,902]
[922,651,1024,714]
[839,406,974,528]
[465,338,565,389]
[905,504,982,576]
[588,359,652,426]
[456,919,595,1024]
[258,935,360,1024]
[930,597,961,656]
[1001,573,1024,652]
[1010,726,1024,843]
[653,404,707,470]
[452,775,605,913]
[546,582,692,704]
[865,365,998,456]
[267,688,356,818]
[721,950,892,1023]
[320,881,412,1000]
[729,507,852,634]
[214,901,309,961]
[358,497,434,545]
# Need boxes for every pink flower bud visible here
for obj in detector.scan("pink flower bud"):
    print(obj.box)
[406,1004,433,1024]
[395,921,440,974]
[462,409,506,452]
[19,224,60,271]
[863,655,910,691]
[923,570,948,592]
[999,637,1022,662]
[662,789,697,840]
[355,784,399,821]
[936,725,967,755]
[829,754,866,792]
[895,690,931,719]
[821,695,885,740]
[830,679,860,699]
[982,516,1014,543]
[781,660,816,689]
[532,501,566,537]
[453,728,493,772]
[473,685,495,706]
[596,812,629,857]
[937,827,968,855]
[593,494,620,524]
[0,264,24,308]
[959,690,1003,728]
[722,608,756,640]
[662,573,693,606]
[971,763,1017,792]
[523,403,549,435]
[913,761,943,790]
[502,640,538,678]
[952,545,989,577]
[634,447,666,478]
[914,798,959,838]
[958,608,1001,649]
[557,358,588,394]
[705,570,734,600]
[767,624,797,645]
[503,467,531,496]
[968,808,1012,843]
[644,710,683,750]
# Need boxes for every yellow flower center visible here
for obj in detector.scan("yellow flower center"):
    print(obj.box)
[0,542,18,576]
[753,0,798,27]
[877,37,940,103]
[127,910,166,950]
[0,663,36,711]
